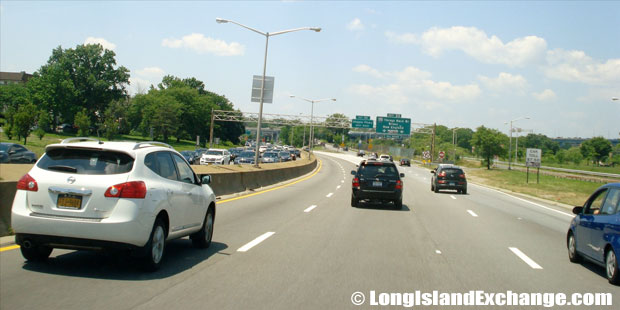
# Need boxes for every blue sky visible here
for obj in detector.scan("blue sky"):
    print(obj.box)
[1,1,619,139]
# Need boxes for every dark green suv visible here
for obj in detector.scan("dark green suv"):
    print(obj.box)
[351,160,404,209]
[431,164,467,194]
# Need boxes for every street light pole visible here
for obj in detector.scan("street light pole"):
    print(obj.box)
[216,18,321,167]
[452,127,458,162]
[505,116,530,170]
[290,95,336,157]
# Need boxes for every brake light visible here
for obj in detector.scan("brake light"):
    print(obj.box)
[16,174,38,192]
[438,171,446,177]
[459,174,465,178]
[352,177,360,188]
[395,180,403,190]
[105,181,146,198]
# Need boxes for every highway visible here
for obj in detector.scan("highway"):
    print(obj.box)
[1,152,618,309]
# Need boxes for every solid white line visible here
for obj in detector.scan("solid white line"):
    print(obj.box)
[304,205,317,213]
[467,210,478,217]
[337,185,341,189]
[470,183,573,218]
[237,232,275,252]
[326,193,333,198]
[341,180,345,183]
[450,195,457,200]
[435,250,442,254]
[509,247,543,269]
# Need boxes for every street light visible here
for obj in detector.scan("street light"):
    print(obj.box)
[290,95,336,157]
[452,127,459,162]
[504,116,530,170]
[216,18,321,167]
[299,113,307,150]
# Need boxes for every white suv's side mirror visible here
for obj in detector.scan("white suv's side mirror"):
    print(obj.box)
[202,175,212,185]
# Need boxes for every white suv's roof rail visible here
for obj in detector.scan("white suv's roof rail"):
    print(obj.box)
[133,141,173,150]
[61,137,103,144]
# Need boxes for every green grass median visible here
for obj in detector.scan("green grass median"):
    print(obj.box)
[465,168,603,207]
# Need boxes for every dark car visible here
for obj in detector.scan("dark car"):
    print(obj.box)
[567,183,620,284]
[431,164,467,194]
[236,150,256,164]
[351,160,404,209]
[292,149,301,159]
[180,150,197,164]
[56,123,76,133]
[0,143,37,163]
[357,150,365,157]
[400,158,411,166]
[279,151,291,162]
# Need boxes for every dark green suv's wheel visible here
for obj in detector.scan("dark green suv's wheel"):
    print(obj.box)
[351,195,358,207]
[394,199,402,210]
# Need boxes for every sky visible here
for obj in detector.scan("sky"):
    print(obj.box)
[1,1,619,139]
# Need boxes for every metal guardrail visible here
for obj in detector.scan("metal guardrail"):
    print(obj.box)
[462,157,620,179]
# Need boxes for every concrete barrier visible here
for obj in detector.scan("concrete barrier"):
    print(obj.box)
[0,158,317,236]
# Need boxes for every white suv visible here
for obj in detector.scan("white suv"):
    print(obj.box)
[11,138,216,271]
[199,148,230,165]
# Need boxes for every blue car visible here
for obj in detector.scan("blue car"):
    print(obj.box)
[567,183,620,284]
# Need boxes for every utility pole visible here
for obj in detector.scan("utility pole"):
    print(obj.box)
[209,108,215,148]
[431,123,436,163]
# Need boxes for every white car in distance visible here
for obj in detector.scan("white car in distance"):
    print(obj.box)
[200,148,231,165]
[11,138,217,271]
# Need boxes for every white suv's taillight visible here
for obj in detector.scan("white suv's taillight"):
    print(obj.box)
[104,181,147,198]
[16,173,38,192]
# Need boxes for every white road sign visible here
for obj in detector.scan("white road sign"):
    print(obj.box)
[526,148,541,168]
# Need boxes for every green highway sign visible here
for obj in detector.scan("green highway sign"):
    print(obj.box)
[352,119,374,129]
[356,115,371,120]
[376,116,411,135]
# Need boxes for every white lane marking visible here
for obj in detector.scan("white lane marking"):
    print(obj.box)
[450,195,457,200]
[304,205,317,213]
[435,250,442,254]
[470,183,573,218]
[509,247,543,269]
[341,180,345,183]
[326,193,333,198]
[237,232,275,252]
[467,210,478,217]
[337,185,341,189]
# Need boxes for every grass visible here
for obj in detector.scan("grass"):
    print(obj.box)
[465,168,602,206]
[538,162,620,175]
[0,131,240,157]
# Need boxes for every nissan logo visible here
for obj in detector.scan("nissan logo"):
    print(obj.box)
[67,176,76,184]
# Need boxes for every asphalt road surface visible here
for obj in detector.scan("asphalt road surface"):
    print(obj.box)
[1,152,618,310]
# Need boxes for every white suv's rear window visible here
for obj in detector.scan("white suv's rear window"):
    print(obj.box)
[37,148,134,175]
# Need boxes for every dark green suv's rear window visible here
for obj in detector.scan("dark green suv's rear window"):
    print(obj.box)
[358,162,399,178]
[37,148,134,175]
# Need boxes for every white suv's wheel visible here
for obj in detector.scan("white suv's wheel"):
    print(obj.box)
[143,219,166,271]
[192,208,214,248]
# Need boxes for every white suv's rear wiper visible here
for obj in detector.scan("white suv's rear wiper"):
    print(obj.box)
[47,165,78,173]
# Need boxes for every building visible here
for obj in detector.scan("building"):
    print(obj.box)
[0,71,33,85]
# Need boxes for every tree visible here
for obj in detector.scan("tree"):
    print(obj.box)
[0,84,31,112]
[74,109,91,137]
[13,103,38,144]
[37,110,52,132]
[27,44,130,127]
[580,137,612,165]
[523,133,560,155]
[471,126,508,169]
[566,147,583,165]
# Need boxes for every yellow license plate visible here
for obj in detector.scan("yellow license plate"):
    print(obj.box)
[57,194,82,209]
